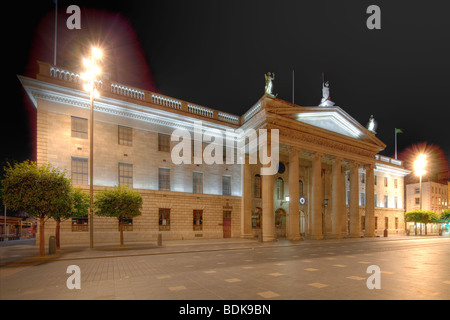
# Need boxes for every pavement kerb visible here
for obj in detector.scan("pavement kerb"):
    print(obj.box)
[1,235,447,266]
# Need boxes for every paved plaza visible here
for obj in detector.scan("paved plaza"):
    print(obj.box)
[1,236,449,300]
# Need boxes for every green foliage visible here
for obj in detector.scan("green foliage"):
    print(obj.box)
[53,187,90,222]
[405,210,439,224]
[441,209,450,221]
[1,161,73,220]
[94,185,143,220]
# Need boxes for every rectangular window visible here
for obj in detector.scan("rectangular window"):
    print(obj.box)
[375,217,378,230]
[71,116,88,139]
[394,179,398,189]
[384,177,388,187]
[385,217,389,230]
[415,188,420,194]
[374,194,378,207]
[222,175,231,196]
[158,168,170,191]
[118,218,133,232]
[415,197,420,205]
[118,126,132,146]
[193,172,203,194]
[159,208,170,231]
[360,193,366,206]
[119,162,133,187]
[193,210,203,231]
[158,133,170,152]
[360,173,365,184]
[71,157,88,185]
[72,216,88,232]
[394,196,398,209]
[384,195,388,208]
[361,215,365,231]
[395,217,399,229]
[374,175,377,186]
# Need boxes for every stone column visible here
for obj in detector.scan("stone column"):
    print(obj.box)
[262,166,275,242]
[241,155,253,238]
[287,148,300,240]
[348,162,360,238]
[330,158,343,238]
[364,164,376,237]
[310,153,323,239]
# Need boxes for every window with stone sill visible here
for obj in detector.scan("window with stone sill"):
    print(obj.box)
[72,216,89,232]
[118,126,133,146]
[71,116,88,139]
[159,208,170,231]
[193,210,203,231]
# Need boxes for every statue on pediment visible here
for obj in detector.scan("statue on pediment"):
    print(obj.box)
[265,72,277,97]
[319,81,335,107]
[366,115,377,134]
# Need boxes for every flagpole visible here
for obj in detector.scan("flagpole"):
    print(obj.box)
[395,128,397,160]
[54,0,58,66]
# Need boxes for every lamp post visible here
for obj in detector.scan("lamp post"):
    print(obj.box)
[81,47,102,249]
[414,154,427,211]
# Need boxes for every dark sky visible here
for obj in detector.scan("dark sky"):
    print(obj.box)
[4,0,450,174]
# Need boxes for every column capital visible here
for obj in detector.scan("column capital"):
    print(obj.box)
[347,160,361,169]
[311,152,324,161]
[331,157,344,165]
[363,163,375,171]
[287,146,300,155]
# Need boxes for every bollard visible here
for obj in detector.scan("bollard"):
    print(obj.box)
[49,236,56,255]
[157,233,162,246]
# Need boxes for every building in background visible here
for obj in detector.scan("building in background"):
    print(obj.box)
[19,61,410,246]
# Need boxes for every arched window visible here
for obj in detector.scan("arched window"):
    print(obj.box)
[277,177,284,200]
[254,174,261,198]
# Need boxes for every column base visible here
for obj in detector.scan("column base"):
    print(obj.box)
[262,235,276,242]
[348,233,362,238]
[326,234,344,239]
[307,234,324,240]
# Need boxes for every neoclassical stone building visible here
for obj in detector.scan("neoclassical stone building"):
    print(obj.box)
[19,61,409,245]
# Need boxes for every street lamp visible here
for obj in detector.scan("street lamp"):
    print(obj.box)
[414,153,427,211]
[81,47,102,249]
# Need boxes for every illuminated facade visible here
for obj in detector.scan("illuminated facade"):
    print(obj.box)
[19,61,409,245]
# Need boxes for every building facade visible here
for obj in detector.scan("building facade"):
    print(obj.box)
[19,61,409,246]
[406,181,449,214]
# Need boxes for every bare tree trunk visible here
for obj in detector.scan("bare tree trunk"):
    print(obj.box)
[119,220,124,247]
[39,218,45,257]
[56,220,60,249]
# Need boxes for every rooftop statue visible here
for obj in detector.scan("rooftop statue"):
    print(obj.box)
[264,72,277,97]
[319,81,335,107]
[366,115,378,134]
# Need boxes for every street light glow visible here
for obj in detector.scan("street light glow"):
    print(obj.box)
[414,153,427,177]
[81,47,102,95]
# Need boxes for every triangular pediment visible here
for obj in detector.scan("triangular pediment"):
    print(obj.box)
[292,107,368,139]
[263,98,386,151]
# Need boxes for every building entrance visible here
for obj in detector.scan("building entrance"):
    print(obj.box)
[275,208,286,238]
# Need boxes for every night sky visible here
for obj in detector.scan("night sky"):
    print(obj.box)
[4,0,450,176]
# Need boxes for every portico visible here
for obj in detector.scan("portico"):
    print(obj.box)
[240,94,386,241]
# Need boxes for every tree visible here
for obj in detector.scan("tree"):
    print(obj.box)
[440,209,450,222]
[1,161,72,256]
[53,188,90,249]
[94,185,143,246]
[405,210,439,236]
